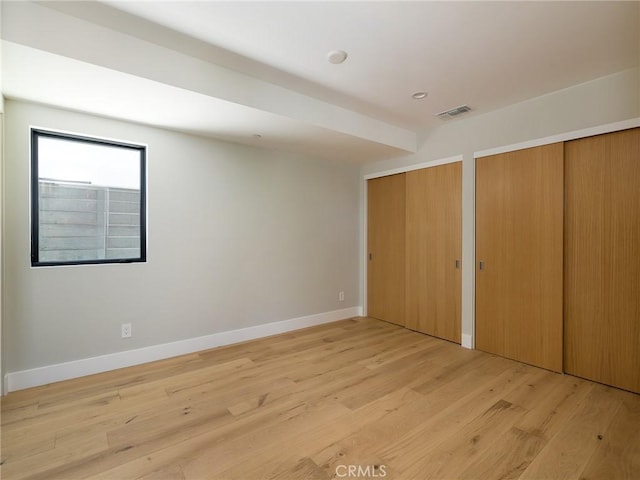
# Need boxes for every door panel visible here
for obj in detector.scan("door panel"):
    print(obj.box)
[367,174,406,326]
[476,143,563,372]
[564,128,640,393]
[406,162,462,343]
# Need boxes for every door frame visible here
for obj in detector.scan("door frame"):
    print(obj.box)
[362,154,463,337]
[471,117,640,353]
[361,117,640,352]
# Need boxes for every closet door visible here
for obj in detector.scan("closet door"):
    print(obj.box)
[405,162,461,343]
[564,128,640,393]
[367,174,406,326]
[476,143,563,372]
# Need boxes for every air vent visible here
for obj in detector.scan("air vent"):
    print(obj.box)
[436,105,472,119]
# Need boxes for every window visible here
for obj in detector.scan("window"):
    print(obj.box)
[31,129,146,266]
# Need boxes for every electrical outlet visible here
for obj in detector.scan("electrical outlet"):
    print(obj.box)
[339,291,345,302]
[121,323,132,338]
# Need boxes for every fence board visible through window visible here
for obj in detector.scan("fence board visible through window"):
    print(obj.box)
[38,181,141,263]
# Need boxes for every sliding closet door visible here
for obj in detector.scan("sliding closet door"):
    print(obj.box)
[564,128,640,393]
[476,143,563,372]
[367,174,406,326]
[405,162,461,343]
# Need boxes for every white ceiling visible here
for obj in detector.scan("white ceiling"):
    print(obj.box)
[104,0,640,129]
[2,1,639,163]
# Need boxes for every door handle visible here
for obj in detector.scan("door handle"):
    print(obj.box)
[455,259,460,269]
[369,253,372,261]
[479,261,485,270]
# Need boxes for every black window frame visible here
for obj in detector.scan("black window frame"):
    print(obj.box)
[31,128,147,267]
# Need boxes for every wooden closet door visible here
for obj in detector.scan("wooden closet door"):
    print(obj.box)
[564,128,640,393]
[476,143,563,372]
[367,174,406,326]
[405,162,461,343]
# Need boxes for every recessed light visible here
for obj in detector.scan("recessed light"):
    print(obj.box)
[327,50,348,64]
[412,91,428,100]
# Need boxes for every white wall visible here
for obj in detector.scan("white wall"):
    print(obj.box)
[0,112,4,395]
[1,1,5,395]
[4,100,361,386]
[361,68,640,347]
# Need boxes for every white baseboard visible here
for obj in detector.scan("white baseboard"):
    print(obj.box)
[5,306,363,392]
[461,333,474,349]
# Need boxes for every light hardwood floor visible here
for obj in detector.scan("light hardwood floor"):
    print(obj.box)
[2,317,639,479]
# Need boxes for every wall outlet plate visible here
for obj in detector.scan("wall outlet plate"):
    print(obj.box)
[121,323,132,338]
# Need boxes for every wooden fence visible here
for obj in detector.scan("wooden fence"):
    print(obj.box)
[38,181,141,262]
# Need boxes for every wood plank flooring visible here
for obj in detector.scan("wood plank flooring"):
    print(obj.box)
[2,317,639,479]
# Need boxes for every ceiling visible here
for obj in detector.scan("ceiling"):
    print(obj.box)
[2,1,639,163]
